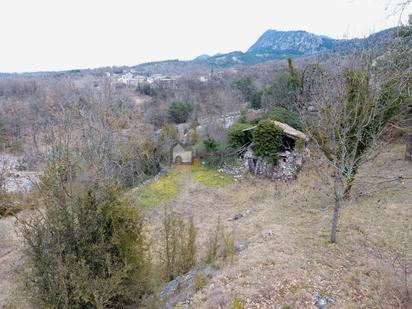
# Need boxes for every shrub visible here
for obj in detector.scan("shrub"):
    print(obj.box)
[205,219,236,264]
[221,226,236,262]
[119,139,162,187]
[206,224,220,263]
[251,119,283,164]
[227,123,252,150]
[250,90,263,109]
[21,178,152,308]
[168,101,193,124]
[267,107,302,130]
[295,138,306,152]
[231,77,255,102]
[10,138,24,153]
[162,213,197,281]
[239,107,247,123]
[231,297,245,309]
[203,136,222,167]
[193,272,207,291]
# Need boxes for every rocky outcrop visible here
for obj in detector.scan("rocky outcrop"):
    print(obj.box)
[248,30,335,55]
[243,147,308,180]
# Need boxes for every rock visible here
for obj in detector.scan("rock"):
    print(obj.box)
[262,229,274,241]
[230,213,244,221]
[217,164,244,178]
[313,292,333,309]
[159,277,180,299]
[234,240,249,252]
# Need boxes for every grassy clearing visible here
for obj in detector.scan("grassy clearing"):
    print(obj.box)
[176,158,234,186]
[127,157,233,208]
[129,172,183,208]
[191,168,233,186]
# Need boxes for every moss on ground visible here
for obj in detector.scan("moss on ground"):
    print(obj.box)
[128,158,233,207]
[131,172,183,208]
[191,168,233,186]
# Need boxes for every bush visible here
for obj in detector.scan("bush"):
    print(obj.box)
[231,297,245,309]
[118,139,162,187]
[205,219,236,264]
[162,213,197,281]
[231,77,255,102]
[168,101,193,124]
[267,107,302,130]
[203,136,222,167]
[193,272,207,291]
[21,178,152,308]
[250,90,263,109]
[227,123,252,150]
[251,119,283,164]
[239,107,248,123]
[10,138,24,153]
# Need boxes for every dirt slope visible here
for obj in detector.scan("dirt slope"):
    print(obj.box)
[0,143,411,308]
[148,143,412,308]
[0,213,25,306]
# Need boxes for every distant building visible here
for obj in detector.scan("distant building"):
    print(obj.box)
[172,143,193,164]
[117,73,147,86]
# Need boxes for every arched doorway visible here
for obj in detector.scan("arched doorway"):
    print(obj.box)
[174,155,183,164]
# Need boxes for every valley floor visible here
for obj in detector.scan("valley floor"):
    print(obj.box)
[1,143,411,308]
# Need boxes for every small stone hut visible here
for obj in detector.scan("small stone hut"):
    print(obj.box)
[242,121,309,180]
[171,143,193,164]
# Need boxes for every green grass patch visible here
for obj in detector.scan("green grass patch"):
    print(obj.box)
[130,172,183,208]
[191,168,233,186]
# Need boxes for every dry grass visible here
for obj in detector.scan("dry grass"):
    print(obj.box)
[144,143,412,308]
[1,143,411,308]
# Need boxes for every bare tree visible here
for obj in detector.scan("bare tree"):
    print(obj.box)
[301,56,407,243]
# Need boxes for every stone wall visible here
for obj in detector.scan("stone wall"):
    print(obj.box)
[243,146,308,180]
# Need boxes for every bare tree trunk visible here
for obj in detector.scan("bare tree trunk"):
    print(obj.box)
[343,176,355,199]
[331,170,342,243]
[405,116,412,161]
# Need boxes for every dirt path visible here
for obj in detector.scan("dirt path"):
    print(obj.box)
[0,213,24,306]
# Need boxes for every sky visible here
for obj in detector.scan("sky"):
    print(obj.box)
[0,0,410,72]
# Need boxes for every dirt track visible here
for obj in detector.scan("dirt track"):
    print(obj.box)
[0,212,26,307]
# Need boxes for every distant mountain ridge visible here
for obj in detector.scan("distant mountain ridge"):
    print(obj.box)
[134,28,396,72]
[248,29,336,54]
[185,27,396,68]
[0,27,397,76]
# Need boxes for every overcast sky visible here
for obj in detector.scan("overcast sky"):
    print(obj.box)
[0,0,410,72]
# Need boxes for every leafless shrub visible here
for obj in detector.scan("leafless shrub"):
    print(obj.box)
[161,212,197,281]
[205,219,236,264]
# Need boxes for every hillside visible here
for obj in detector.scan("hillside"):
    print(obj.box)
[248,30,336,54]
[2,143,411,308]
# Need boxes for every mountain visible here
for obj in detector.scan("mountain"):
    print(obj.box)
[201,28,396,67]
[132,28,396,72]
[0,28,397,77]
[248,30,336,54]
[193,54,211,61]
